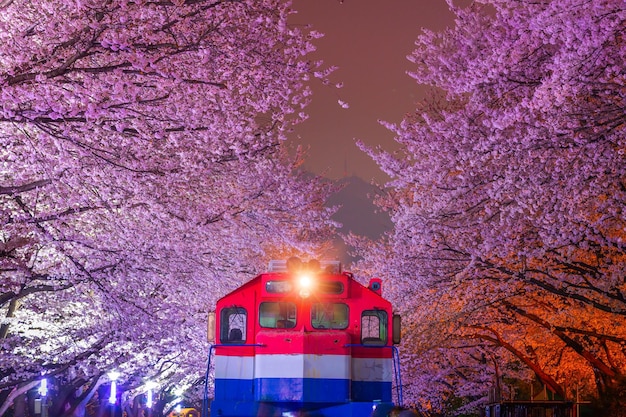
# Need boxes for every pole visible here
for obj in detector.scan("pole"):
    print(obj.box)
[39,378,49,417]
[41,396,48,417]
[108,372,119,417]
[576,383,579,417]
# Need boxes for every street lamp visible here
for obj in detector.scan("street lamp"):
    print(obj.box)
[145,381,157,408]
[108,371,120,417]
[108,371,120,404]
[38,378,49,417]
[38,378,48,397]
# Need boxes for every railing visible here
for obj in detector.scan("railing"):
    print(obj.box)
[201,343,264,417]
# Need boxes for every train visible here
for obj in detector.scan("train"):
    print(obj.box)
[203,258,404,417]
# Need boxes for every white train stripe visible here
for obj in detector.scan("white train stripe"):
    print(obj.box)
[351,357,393,382]
[215,355,394,382]
[255,354,350,379]
[215,355,254,380]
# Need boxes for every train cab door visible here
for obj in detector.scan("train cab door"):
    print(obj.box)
[213,290,257,410]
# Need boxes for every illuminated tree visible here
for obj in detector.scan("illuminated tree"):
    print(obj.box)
[0,0,335,415]
[356,0,625,414]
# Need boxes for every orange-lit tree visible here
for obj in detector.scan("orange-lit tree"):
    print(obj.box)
[355,0,625,415]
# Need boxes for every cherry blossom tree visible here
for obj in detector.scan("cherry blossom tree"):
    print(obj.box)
[1,0,336,415]
[355,0,625,415]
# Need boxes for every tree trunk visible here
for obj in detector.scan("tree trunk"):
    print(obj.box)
[595,374,626,417]
[0,381,40,417]
[71,402,86,417]
[12,393,26,417]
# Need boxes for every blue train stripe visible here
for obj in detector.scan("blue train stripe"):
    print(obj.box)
[214,377,348,403]
[215,377,392,403]
[351,380,393,402]
[255,377,349,402]
[214,378,255,401]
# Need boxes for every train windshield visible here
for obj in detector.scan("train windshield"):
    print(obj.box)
[311,303,349,329]
[265,280,293,293]
[317,281,344,294]
[259,302,297,328]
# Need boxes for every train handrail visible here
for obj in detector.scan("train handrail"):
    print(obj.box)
[202,343,265,417]
[344,344,403,407]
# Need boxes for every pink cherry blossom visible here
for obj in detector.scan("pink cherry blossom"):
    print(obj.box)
[1,0,336,415]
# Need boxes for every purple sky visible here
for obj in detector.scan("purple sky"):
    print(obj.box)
[289,0,456,184]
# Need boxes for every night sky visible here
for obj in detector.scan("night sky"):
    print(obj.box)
[289,0,456,184]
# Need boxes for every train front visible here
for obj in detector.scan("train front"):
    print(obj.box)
[208,258,402,417]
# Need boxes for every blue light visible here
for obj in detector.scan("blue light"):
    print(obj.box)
[38,378,48,397]
[108,371,119,405]
[146,388,153,408]
[109,381,117,404]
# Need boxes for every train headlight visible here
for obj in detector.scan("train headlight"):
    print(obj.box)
[298,273,314,298]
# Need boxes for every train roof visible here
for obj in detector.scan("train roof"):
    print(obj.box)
[217,258,388,302]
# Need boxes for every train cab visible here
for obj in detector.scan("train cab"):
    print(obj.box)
[207,258,402,417]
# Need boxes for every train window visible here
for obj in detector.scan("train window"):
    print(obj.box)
[311,303,349,329]
[259,302,296,329]
[361,310,388,345]
[220,307,247,344]
[265,280,293,294]
[317,281,344,294]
